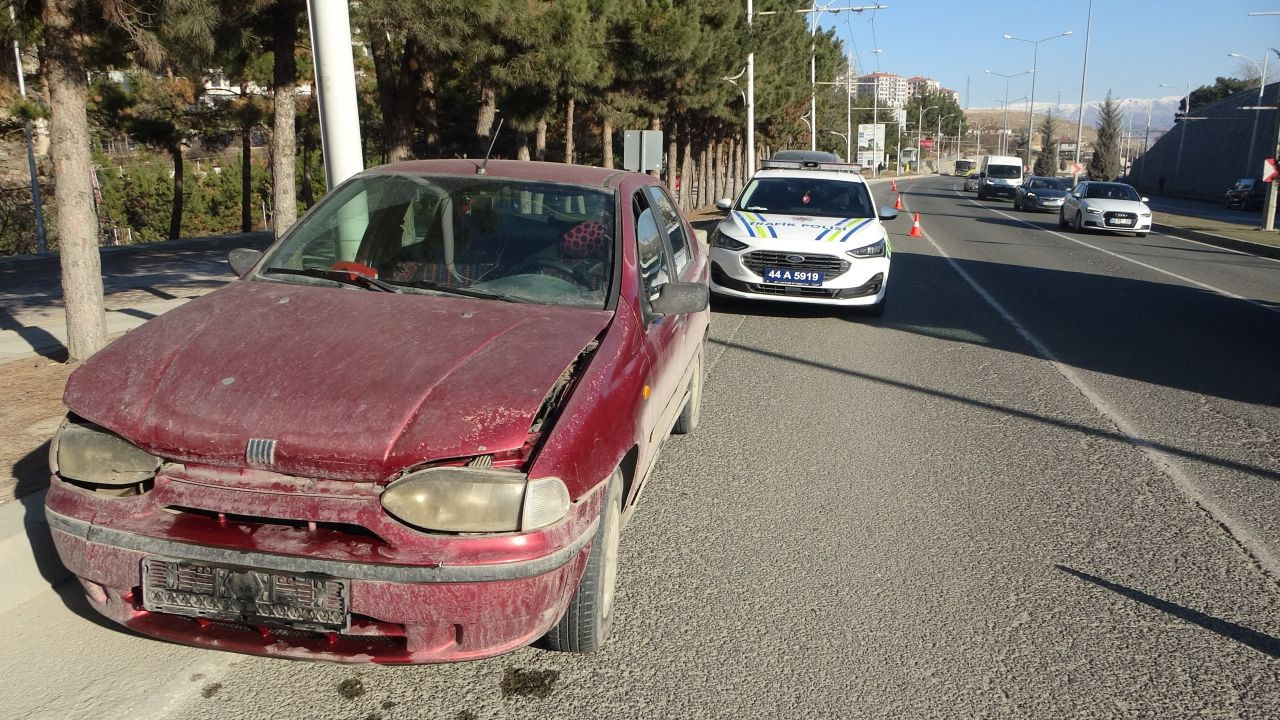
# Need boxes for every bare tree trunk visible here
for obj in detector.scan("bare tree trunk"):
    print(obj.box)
[475,83,497,158]
[422,70,439,154]
[299,97,316,208]
[601,115,613,169]
[168,145,184,241]
[240,80,252,232]
[700,143,711,208]
[711,137,722,202]
[272,1,300,236]
[680,136,694,211]
[366,24,417,162]
[564,96,575,164]
[535,118,547,161]
[517,140,531,161]
[727,136,737,198]
[44,0,105,360]
[665,120,678,191]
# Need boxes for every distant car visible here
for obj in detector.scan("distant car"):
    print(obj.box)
[1060,180,1153,236]
[964,173,983,192]
[46,159,711,663]
[1225,178,1266,209]
[709,156,898,316]
[954,159,977,177]
[1013,176,1072,212]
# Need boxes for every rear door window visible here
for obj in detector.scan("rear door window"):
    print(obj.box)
[644,186,691,276]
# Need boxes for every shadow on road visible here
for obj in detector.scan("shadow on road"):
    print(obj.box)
[0,307,64,361]
[1055,564,1280,660]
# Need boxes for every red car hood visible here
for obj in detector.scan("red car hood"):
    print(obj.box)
[64,281,613,480]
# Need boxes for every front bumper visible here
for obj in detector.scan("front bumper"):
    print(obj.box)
[1024,197,1066,212]
[1080,214,1152,233]
[45,469,602,663]
[980,184,1016,199]
[708,249,889,307]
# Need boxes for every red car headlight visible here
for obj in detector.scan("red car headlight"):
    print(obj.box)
[380,467,570,533]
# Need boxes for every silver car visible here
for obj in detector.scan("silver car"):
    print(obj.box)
[963,173,982,192]
[1059,181,1153,236]
[1014,176,1071,212]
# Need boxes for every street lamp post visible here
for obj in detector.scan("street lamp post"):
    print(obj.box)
[917,105,939,173]
[1004,31,1072,170]
[987,69,1033,155]
[9,5,46,254]
[1229,51,1269,178]
[937,113,955,168]
[1074,0,1094,176]
[1167,81,1191,192]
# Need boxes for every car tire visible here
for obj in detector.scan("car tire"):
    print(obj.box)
[1013,196,1021,210]
[1058,211,1067,228]
[1073,211,1084,233]
[543,468,623,654]
[672,342,704,435]
[1136,232,1148,238]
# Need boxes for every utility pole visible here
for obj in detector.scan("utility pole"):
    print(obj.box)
[746,0,755,178]
[10,5,47,254]
[1074,0,1093,176]
[306,0,363,189]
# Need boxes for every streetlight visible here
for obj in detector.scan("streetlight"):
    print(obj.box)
[1073,0,1094,176]
[990,95,1028,154]
[917,105,939,173]
[937,113,955,167]
[9,4,46,254]
[1162,81,1191,192]
[1229,51,1269,177]
[986,69,1033,155]
[752,2,885,150]
[1004,31,1072,169]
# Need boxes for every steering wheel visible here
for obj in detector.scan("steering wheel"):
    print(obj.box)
[523,258,594,288]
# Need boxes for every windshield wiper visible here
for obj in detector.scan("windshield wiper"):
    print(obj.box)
[402,280,520,303]
[261,267,401,293]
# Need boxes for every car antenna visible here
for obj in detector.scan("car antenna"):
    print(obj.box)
[476,116,504,175]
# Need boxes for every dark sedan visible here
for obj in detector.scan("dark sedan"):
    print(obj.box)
[1014,176,1072,212]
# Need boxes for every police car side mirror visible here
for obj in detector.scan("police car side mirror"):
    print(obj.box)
[714,198,733,212]
[1141,196,1150,203]
[878,207,899,222]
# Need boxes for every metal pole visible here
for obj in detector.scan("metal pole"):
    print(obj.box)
[746,0,755,178]
[810,1,818,151]
[1174,83,1189,191]
[1074,0,1093,173]
[1026,43,1038,169]
[1002,83,1010,154]
[1245,53,1267,177]
[10,5,47,254]
[1265,95,1280,230]
[306,0,364,188]
[872,77,879,175]
[846,51,853,162]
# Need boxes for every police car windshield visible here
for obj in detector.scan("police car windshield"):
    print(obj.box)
[737,177,874,218]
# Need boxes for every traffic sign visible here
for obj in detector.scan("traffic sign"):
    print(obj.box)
[1264,157,1278,183]
[1072,162,1083,175]
[921,137,934,150]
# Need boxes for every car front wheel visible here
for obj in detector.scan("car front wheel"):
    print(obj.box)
[543,468,623,653]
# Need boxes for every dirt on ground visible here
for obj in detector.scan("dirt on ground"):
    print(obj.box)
[1,351,74,504]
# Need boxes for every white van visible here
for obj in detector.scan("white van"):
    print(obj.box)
[977,155,1024,201]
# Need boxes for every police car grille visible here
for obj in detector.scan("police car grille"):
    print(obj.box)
[742,251,850,278]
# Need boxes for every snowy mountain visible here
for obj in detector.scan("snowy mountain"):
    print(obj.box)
[968,96,1184,132]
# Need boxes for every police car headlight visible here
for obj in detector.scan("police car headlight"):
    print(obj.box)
[846,239,885,259]
[711,228,748,251]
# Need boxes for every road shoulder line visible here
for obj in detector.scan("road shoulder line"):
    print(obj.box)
[906,191,1280,585]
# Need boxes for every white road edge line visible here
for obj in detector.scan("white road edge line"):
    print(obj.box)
[1149,230,1280,265]
[904,193,1280,584]
[949,188,1280,316]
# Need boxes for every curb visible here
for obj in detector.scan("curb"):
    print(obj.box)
[1153,223,1280,260]
[0,488,68,614]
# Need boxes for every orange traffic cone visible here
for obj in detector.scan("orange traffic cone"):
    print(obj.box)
[891,179,898,193]
[908,212,922,237]
[893,194,904,210]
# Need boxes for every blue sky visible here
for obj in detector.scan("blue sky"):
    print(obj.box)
[821,0,1280,107]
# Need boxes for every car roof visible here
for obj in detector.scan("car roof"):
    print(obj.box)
[368,159,639,190]
[752,168,867,184]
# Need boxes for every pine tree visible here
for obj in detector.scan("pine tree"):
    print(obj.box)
[1033,111,1058,176]
[1088,92,1122,181]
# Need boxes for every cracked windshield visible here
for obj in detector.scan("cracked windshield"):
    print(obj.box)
[2,1,1279,718]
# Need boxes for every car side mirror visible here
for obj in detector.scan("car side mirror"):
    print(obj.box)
[228,248,263,277]
[1071,192,1081,198]
[714,198,733,212]
[1141,196,1150,203]
[650,282,709,317]
[878,207,899,222]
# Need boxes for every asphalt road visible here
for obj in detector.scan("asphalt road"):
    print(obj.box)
[3,178,1279,719]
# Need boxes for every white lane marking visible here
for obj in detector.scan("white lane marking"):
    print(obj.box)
[1149,231,1280,265]
[950,189,1280,316]
[903,194,1280,583]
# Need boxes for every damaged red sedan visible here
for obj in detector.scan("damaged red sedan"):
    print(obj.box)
[45,159,710,663]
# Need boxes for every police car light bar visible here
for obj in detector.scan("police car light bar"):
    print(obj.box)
[759,160,864,174]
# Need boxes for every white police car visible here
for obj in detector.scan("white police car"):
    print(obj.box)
[709,152,898,315]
